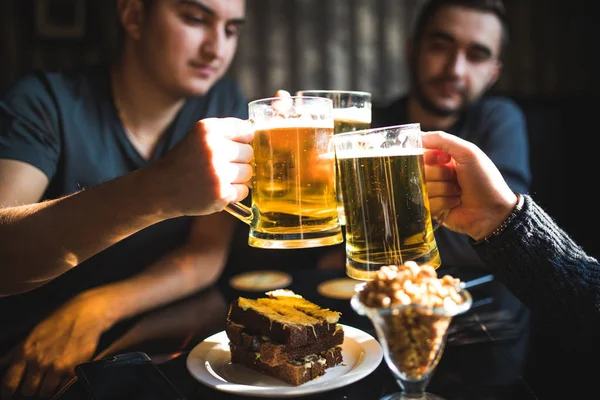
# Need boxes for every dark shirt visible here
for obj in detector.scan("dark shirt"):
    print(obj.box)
[0,65,248,347]
[373,95,531,270]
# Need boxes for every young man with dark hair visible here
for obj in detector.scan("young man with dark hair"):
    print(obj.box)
[0,0,249,397]
[316,0,530,273]
[374,0,530,269]
[370,0,532,388]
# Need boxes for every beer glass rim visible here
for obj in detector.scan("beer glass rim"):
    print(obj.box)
[332,123,421,140]
[296,89,372,98]
[248,95,333,107]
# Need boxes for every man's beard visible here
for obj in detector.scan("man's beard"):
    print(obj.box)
[409,65,467,118]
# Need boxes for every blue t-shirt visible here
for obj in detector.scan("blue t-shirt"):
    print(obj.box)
[0,65,248,340]
[373,95,531,270]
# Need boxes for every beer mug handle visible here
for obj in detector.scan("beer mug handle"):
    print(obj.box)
[225,202,253,225]
[223,117,255,226]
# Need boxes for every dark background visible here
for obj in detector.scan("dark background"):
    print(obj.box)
[1,0,598,258]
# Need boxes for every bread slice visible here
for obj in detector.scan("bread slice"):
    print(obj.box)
[229,343,344,386]
[226,322,344,367]
[226,290,341,347]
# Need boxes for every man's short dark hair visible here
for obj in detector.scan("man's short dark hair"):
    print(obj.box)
[412,0,509,58]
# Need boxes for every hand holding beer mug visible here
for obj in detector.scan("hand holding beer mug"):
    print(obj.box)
[225,96,343,249]
[331,123,443,280]
[296,90,372,225]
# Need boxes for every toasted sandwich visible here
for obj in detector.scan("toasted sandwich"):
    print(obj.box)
[226,289,344,385]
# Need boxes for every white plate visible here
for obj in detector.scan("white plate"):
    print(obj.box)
[186,324,383,398]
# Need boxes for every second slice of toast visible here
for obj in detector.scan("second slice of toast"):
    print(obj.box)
[226,322,344,366]
[229,343,344,386]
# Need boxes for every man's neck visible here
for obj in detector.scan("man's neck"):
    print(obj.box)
[406,94,458,132]
[111,53,186,146]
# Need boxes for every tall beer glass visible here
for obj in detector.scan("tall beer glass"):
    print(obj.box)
[225,96,343,249]
[296,90,372,225]
[331,123,441,280]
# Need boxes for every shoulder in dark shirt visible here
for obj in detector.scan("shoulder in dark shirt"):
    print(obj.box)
[372,95,409,128]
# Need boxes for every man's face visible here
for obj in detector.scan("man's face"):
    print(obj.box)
[410,5,502,116]
[135,0,245,97]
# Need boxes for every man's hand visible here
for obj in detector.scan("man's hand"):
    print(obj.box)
[0,292,116,398]
[150,117,254,217]
[422,131,518,240]
[423,147,462,222]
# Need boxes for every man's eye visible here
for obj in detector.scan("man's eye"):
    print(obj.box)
[183,14,205,25]
[428,41,449,51]
[468,51,490,63]
[225,25,240,37]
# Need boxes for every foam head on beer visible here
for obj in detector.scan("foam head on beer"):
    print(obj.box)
[253,97,334,127]
[335,146,424,160]
[332,107,372,126]
[252,114,334,131]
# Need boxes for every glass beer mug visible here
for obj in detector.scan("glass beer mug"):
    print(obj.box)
[225,96,343,249]
[331,123,442,280]
[296,90,372,226]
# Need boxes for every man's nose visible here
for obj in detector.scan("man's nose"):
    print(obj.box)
[202,26,226,59]
[446,51,467,78]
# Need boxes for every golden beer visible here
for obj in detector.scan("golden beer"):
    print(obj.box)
[296,91,372,225]
[337,148,441,280]
[332,107,372,225]
[334,119,371,134]
[250,122,342,247]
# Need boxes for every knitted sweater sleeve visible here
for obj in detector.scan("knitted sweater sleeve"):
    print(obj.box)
[471,195,600,334]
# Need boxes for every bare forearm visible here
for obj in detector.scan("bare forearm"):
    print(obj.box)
[0,168,175,294]
[95,243,228,323]
[94,287,228,360]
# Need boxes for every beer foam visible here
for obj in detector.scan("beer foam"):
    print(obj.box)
[335,147,424,159]
[253,115,333,130]
[332,107,372,124]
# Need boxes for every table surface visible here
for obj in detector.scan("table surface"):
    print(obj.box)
[56,267,541,400]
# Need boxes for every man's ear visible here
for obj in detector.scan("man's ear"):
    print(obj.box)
[486,60,502,89]
[117,0,146,41]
